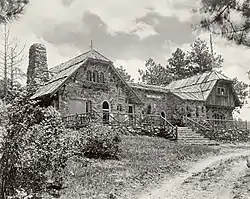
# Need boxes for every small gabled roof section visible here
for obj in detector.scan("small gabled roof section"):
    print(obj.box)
[165,70,236,102]
[128,82,169,94]
[31,49,142,104]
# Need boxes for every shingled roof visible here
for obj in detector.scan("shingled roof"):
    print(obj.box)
[165,70,234,101]
[31,49,141,104]
[128,82,169,93]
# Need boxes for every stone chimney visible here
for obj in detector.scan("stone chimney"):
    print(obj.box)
[27,43,49,89]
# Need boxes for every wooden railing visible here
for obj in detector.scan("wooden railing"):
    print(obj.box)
[185,117,211,132]
[205,118,248,130]
[183,116,248,131]
[61,111,178,139]
[161,116,178,140]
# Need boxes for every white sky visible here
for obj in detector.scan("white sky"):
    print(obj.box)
[3,0,250,85]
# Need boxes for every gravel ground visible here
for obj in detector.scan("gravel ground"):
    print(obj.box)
[138,148,250,199]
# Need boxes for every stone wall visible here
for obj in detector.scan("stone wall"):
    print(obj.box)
[27,43,49,88]
[131,88,206,121]
[55,59,210,123]
[58,62,134,117]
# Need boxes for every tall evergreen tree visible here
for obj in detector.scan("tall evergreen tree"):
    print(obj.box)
[168,48,189,80]
[186,38,223,75]
[138,58,173,86]
[116,65,134,82]
[196,0,250,46]
[0,0,29,23]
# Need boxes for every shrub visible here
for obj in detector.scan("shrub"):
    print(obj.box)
[0,92,69,199]
[197,128,250,143]
[68,124,121,160]
[84,124,121,159]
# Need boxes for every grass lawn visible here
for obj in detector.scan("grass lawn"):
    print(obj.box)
[60,135,219,199]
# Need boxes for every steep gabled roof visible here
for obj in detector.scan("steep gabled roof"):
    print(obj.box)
[50,49,112,74]
[165,70,234,102]
[31,49,141,104]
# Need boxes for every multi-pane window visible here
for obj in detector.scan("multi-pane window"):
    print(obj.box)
[93,70,99,82]
[87,70,92,81]
[87,70,105,83]
[100,72,104,83]
[217,87,227,96]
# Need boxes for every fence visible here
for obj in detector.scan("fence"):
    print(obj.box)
[184,116,248,131]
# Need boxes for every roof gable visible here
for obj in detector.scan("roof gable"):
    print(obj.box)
[50,49,112,74]
[31,49,141,104]
[166,70,234,102]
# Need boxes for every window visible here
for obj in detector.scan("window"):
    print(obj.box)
[86,101,92,113]
[201,106,205,113]
[118,87,122,96]
[217,87,227,96]
[87,70,92,81]
[147,104,151,114]
[93,70,99,82]
[100,72,104,83]
[213,113,225,120]
[117,104,122,111]
[196,106,199,117]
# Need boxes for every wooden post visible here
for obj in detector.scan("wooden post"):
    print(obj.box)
[175,125,178,140]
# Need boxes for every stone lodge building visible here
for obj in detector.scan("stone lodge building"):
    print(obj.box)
[29,43,240,124]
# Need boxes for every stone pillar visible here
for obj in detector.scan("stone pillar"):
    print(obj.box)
[27,43,49,89]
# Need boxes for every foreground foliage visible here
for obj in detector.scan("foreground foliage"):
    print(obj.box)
[198,128,250,143]
[197,0,250,46]
[0,0,29,23]
[61,135,218,199]
[64,124,121,160]
[0,92,68,198]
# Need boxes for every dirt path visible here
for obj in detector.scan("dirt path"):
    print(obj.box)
[138,149,250,199]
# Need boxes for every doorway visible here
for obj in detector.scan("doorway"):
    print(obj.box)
[102,101,109,124]
[128,105,134,125]
[160,111,166,118]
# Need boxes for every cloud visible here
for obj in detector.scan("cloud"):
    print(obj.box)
[5,0,250,84]
[36,10,196,65]
[114,59,146,82]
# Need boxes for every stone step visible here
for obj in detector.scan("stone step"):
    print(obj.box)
[177,130,194,132]
[178,140,218,145]
[178,133,204,137]
[178,138,208,141]
[178,136,210,140]
[178,131,194,133]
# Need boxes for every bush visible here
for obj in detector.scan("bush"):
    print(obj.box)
[197,128,250,143]
[83,125,121,159]
[66,124,121,160]
[0,91,69,198]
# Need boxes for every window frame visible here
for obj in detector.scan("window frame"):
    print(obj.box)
[216,86,227,96]
[87,70,92,81]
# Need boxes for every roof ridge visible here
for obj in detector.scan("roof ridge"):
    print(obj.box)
[50,50,91,73]
[166,71,212,89]
[92,48,112,63]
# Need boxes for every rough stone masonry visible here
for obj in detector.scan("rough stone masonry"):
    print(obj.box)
[27,43,49,89]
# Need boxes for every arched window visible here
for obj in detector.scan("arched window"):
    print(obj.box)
[100,72,104,83]
[87,70,92,81]
[93,70,99,82]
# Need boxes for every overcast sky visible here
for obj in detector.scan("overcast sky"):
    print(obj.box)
[5,0,250,83]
